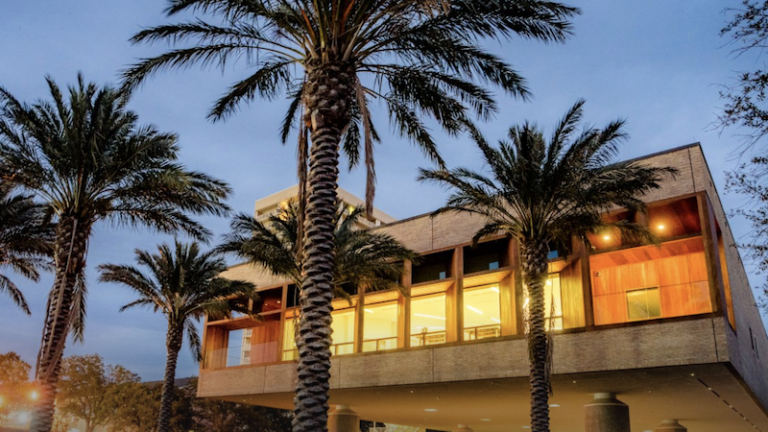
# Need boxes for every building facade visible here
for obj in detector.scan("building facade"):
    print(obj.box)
[198,144,768,432]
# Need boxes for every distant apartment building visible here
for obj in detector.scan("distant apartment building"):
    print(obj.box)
[199,144,768,432]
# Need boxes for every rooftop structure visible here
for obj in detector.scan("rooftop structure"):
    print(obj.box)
[199,144,768,432]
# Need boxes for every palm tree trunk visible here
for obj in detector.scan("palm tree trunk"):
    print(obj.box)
[157,324,183,432]
[520,239,551,432]
[30,217,90,432]
[293,60,353,432]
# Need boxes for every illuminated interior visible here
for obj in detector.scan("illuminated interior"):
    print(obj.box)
[282,318,297,361]
[410,294,447,346]
[544,274,563,330]
[363,301,399,352]
[331,309,356,355]
[463,285,501,340]
[590,237,712,325]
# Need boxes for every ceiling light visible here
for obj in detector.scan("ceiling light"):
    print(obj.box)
[491,287,500,293]
[365,309,374,313]
[414,313,446,320]
[424,409,437,412]
[491,317,501,323]
[546,279,552,286]
[549,404,560,408]
[467,305,484,315]
[480,419,491,422]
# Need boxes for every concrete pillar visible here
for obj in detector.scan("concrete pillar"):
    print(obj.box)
[328,405,360,432]
[452,425,474,432]
[584,392,630,432]
[654,419,687,432]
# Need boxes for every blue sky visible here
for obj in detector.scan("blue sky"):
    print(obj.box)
[0,0,762,380]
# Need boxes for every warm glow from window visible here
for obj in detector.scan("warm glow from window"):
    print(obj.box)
[282,318,297,360]
[464,286,502,340]
[331,309,356,355]
[363,301,398,352]
[523,275,563,330]
[411,294,446,346]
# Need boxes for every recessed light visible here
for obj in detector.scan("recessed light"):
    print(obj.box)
[424,409,437,412]
[603,235,610,240]
[549,404,560,408]
[365,309,374,313]
[657,224,665,230]
[480,419,491,422]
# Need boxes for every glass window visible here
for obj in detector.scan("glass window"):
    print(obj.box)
[282,317,297,361]
[464,239,508,274]
[626,288,661,321]
[227,329,245,367]
[544,275,563,330]
[331,309,356,355]
[463,285,501,340]
[590,237,713,325]
[412,251,453,284]
[363,301,399,352]
[410,294,447,346]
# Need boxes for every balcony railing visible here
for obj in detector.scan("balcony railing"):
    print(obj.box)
[410,331,447,347]
[463,324,501,341]
[362,337,398,352]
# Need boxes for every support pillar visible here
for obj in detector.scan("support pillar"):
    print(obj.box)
[328,405,360,432]
[654,419,687,432]
[584,392,630,432]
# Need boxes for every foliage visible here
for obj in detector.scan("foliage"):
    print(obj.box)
[719,1,768,149]
[420,100,674,432]
[110,381,159,432]
[220,200,417,299]
[0,352,32,415]
[727,157,768,289]
[0,180,54,314]
[57,354,140,432]
[122,0,581,213]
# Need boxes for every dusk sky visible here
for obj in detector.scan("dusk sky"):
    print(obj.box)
[0,0,763,381]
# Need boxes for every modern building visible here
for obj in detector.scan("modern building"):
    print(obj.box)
[198,144,768,432]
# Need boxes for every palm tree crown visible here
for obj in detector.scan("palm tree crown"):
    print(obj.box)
[99,241,256,432]
[419,100,675,432]
[0,181,54,314]
[0,74,231,432]
[123,0,580,211]
[220,200,417,299]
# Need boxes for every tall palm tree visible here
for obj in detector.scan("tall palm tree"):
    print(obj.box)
[0,180,54,314]
[419,100,675,432]
[99,241,256,432]
[122,3,579,430]
[219,200,417,300]
[0,75,231,432]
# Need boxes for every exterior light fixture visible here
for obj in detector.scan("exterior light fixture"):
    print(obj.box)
[657,224,665,230]
[602,235,610,240]
[29,390,39,401]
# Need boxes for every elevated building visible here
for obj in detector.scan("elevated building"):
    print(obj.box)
[199,144,768,432]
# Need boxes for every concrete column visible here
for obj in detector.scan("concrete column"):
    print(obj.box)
[654,419,687,432]
[584,392,630,432]
[328,405,360,432]
[452,425,474,432]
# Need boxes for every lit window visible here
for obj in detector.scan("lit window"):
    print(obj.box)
[463,286,501,340]
[626,288,661,321]
[331,309,356,355]
[363,302,398,352]
[410,294,446,346]
[282,318,297,361]
[544,274,563,330]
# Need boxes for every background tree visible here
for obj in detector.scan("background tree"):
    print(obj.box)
[99,241,256,432]
[0,180,54,314]
[0,352,33,417]
[220,201,417,300]
[110,381,158,432]
[191,380,293,432]
[57,354,139,432]
[420,100,674,432]
[121,2,579,431]
[0,74,231,432]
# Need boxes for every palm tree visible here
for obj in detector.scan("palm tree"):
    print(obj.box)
[99,241,256,432]
[0,75,231,432]
[122,3,580,429]
[419,100,675,432]
[219,200,417,300]
[0,180,54,314]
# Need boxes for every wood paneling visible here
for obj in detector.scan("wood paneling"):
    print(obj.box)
[590,237,712,325]
[248,318,280,364]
